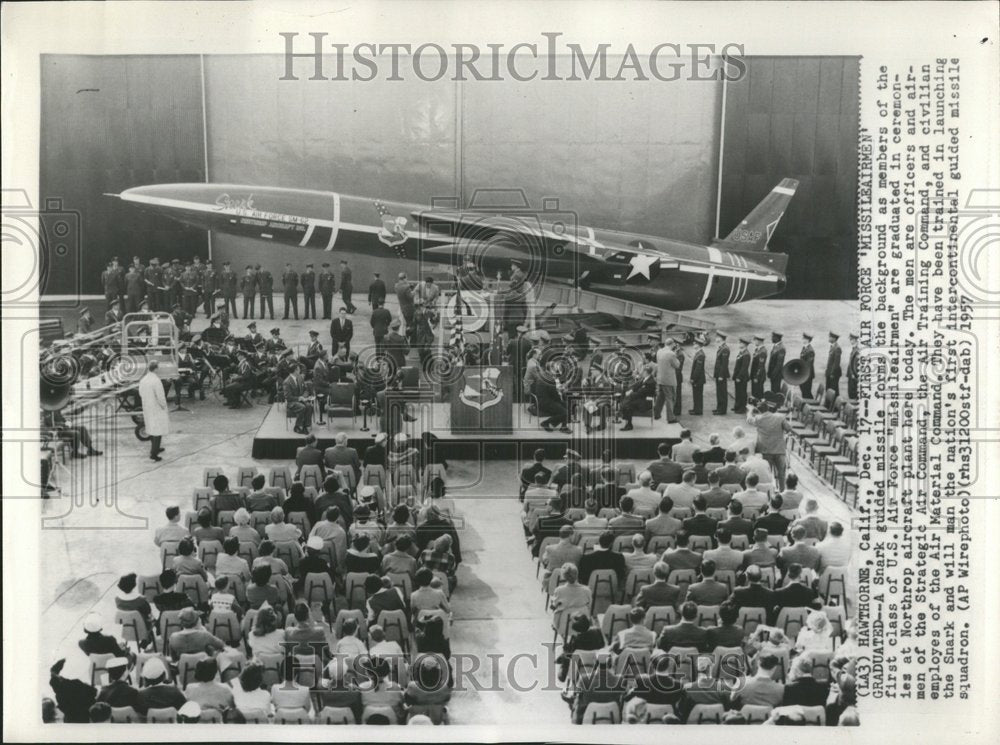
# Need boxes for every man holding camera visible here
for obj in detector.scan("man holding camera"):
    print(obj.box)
[745,398,793,490]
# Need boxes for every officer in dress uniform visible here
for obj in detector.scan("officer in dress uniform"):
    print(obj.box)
[319,263,336,319]
[750,334,767,399]
[712,331,731,415]
[241,265,258,319]
[301,263,317,320]
[282,262,299,320]
[689,336,707,415]
[180,264,200,316]
[257,265,274,320]
[339,260,356,314]
[825,331,842,396]
[799,333,816,399]
[191,255,204,298]
[847,332,860,400]
[144,258,162,312]
[220,261,238,318]
[368,271,387,310]
[767,331,785,394]
[201,261,217,317]
[671,338,686,417]
[732,337,751,414]
[124,264,144,313]
[394,272,415,333]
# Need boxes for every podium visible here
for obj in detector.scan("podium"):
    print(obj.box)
[450,365,513,435]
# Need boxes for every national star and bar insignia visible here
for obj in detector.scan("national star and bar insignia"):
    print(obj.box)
[626,253,659,282]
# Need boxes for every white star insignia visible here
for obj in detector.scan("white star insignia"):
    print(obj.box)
[626,253,658,281]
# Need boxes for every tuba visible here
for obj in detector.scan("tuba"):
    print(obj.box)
[781,358,811,385]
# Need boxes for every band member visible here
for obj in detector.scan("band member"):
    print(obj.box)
[223,351,255,408]
[144,257,163,312]
[105,298,123,327]
[174,343,205,402]
[339,259,356,314]
[847,332,860,400]
[750,335,767,399]
[302,263,317,320]
[282,262,299,319]
[799,332,816,399]
[171,303,191,332]
[319,262,336,319]
[283,362,313,434]
[368,271,387,309]
[138,359,168,462]
[732,337,751,414]
[214,303,231,335]
[825,331,842,396]
[257,265,274,320]
[77,307,94,335]
[767,331,785,394]
[246,321,264,349]
[330,307,353,357]
[620,362,656,431]
[180,263,200,316]
[241,265,258,319]
[394,272,415,333]
[220,261,239,318]
[712,331,731,415]
[201,261,217,317]
[689,337,707,415]
[301,329,324,370]
[672,338,686,418]
[265,327,286,353]
[313,349,331,426]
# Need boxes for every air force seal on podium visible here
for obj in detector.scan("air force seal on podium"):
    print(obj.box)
[459,367,504,411]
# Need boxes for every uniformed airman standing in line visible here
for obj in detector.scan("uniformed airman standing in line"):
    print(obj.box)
[712,331,731,415]
[241,264,258,319]
[124,263,144,313]
[220,261,239,318]
[825,331,842,396]
[847,332,860,401]
[368,271,387,310]
[688,336,707,415]
[163,259,179,309]
[767,331,785,394]
[144,257,162,312]
[282,262,299,320]
[799,332,816,399]
[301,263,317,320]
[750,334,767,399]
[258,264,275,320]
[671,338,686,418]
[319,262,336,319]
[201,261,217,317]
[180,263,200,317]
[732,337,751,414]
[339,259,355,314]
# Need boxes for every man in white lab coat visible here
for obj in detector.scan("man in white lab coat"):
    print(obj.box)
[138,359,169,461]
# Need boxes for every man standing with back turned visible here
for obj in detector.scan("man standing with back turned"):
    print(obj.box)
[653,339,680,424]
[138,360,169,462]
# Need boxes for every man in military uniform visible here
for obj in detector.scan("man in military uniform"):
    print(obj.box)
[101,260,120,311]
[671,338,686,418]
[223,351,255,408]
[825,331,842,396]
[77,307,94,336]
[371,302,393,355]
[130,255,145,303]
[766,331,785,394]
[241,264,258,319]
[301,263,317,319]
[688,337,707,415]
[246,321,264,349]
[220,261,239,318]
[180,264,200,316]
[257,264,274,320]
[732,337,751,414]
[144,258,163,312]
[174,342,204,402]
[312,349,332,425]
[165,259,182,310]
[712,331,731,415]
[750,334,767,399]
[171,303,190,332]
[368,271,387,310]
[282,262,299,320]
[339,259,355,314]
[847,332,860,400]
[394,272,415,333]
[201,261,217,317]
[799,332,816,399]
[319,262,336,319]
[104,299,123,327]
[124,263,144,313]
[283,362,313,434]
[265,327,286,353]
[301,329,324,371]
[215,303,231,335]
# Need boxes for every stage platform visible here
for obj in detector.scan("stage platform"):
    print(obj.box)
[252,402,682,460]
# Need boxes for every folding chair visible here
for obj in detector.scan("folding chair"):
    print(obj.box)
[198,539,223,572]
[775,606,810,639]
[286,511,311,537]
[110,706,142,723]
[581,700,621,724]
[332,465,357,494]
[687,703,725,723]
[317,706,357,724]
[377,609,411,653]
[543,568,566,609]
[275,707,311,724]
[257,652,284,687]
[363,464,388,490]
[800,705,827,725]
[115,609,150,649]
[137,574,161,603]
[712,645,748,682]
[600,604,632,642]
[177,652,209,689]
[645,535,676,554]
[159,541,181,570]
[192,487,213,513]
[88,653,115,687]
[344,572,369,610]
[203,468,225,487]
[696,604,721,628]
[587,569,619,616]
[714,569,737,593]
[623,567,654,603]
[199,708,224,723]
[613,647,651,683]
[819,567,849,608]
[739,704,773,723]
[730,534,750,550]
[238,541,259,565]
[270,465,293,491]
[274,541,302,575]
[385,572,413,603]
[208,610,242,646]
[643,605,678,636]
[177,573,209,607]
[237,466,258,489]
[689,535,713,553]
[666,568,696,597]
[299,464,323,491]
[217,510,237,536]
[805,650,834,684]
[303,572,336,615]
[239,708,268,723]
[362,704,399,724]
[334,609,368,641]
[736,606,767,636]
[145,707,178,723]
[159,611,184,657]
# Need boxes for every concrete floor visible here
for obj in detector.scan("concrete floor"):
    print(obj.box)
[39,297,859,724]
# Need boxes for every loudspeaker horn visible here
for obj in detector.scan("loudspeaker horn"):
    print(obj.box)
[781,358,810,386]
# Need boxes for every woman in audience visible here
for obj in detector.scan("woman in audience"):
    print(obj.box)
[215,536,251,583]
[410,567,451,622]
[334,617,368,671]
[382,505,417,553]
[184,658,234,717]
[414,614,451,660]
[796,610,833,653]
[230,508,261,546]
[114,573,154,640]
[246,564,281,612]
[247,606,285,658]
[315,657,363,721]
[549,564,592,641]
[345,534,382,574]
[556,612,606,682]
[264,506,303,544]
[281,482,316,527]
[360,656,406,722]
[270,656,312,714]
[230,663,271,718]
[192,507,225,544]
[417,478,454,525]
[751,627,793,667]
[417,534,458,593]
[826,671,858,726]
[172,536,208,579]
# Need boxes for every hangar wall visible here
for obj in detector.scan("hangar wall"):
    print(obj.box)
[719,56,860,299]
[40,54,858,300]
[39,55,208,296]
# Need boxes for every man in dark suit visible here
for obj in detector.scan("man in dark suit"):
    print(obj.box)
[657,601,707,652]
[368,271,387,309]
[766,331,786,394]
[577,531,626,585]
[619,364,656,431]
[312,350,332,425]
[301,263,317,320]
[329,307,353,357]
[370,304,393,354]
[769,563,821,622]
[634,561,683,610]
[686,560,729,605]
[535,377,569,433]
[719,500,753,541]
[682,496,718,537]
[384,320,409,369]
[753,495,792,536]
[671,339,686,417]
[712,331,731,414]
[732,337,751,414]
[781,657,829,707]
[646,442,684,487]
[713,451,745,486]
[531,497,572,558]
[592,467,625,510]
[727,565,774,609]
[700,471,732,510]
[697,434,727,466]
[282,262,299,320]
[847,332,860,400]
[799,332,816,399]
[825,331,842,395]
[688,338,707,415]
[750,335,767,399]
[283,363,313,434]
[519,448,552,499]
[295,435,325,479]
